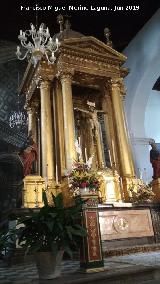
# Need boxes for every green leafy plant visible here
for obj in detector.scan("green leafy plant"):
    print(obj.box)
[0,229,15,257]
[16,191,86,257]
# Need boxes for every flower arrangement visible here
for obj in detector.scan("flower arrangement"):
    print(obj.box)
[68,160,102,196]
[129,182,155,204]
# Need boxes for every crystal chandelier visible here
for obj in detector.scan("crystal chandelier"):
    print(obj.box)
[16,23,60,66]
[9,94,27,129]
[9,73,27,129]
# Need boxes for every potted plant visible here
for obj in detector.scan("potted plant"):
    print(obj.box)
[0,228,15,261]
[15,191,86,279]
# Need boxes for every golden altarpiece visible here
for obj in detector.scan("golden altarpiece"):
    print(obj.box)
[19,27,137,208]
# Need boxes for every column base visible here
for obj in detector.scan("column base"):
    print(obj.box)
[23,175,45,208]
[152,178,160,202]
[122,176,141,202]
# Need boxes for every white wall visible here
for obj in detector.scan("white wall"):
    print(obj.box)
[123,9,160,182]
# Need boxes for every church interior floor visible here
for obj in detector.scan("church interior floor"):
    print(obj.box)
[1,251,160,283]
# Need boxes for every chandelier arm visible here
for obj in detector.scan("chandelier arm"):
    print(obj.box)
[42,36,48,46]
[45,51,55,64]
[17,49,30,60]
[20,40,34,50]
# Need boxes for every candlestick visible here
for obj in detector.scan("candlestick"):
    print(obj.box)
[138,168,143,180]
[143,168,148,184]
[108,149,112,167]
[85,147,88,163]
[112,139,116,165]
[56,164,58,184]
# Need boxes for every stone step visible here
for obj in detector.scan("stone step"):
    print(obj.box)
[104,243,160,257]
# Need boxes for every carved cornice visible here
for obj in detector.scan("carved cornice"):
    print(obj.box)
[57,51,121,79]
[60,45,121,66]
[131,137,154,146]
[62,36,126,63]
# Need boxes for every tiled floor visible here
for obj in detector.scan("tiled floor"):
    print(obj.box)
[0,251,160,283]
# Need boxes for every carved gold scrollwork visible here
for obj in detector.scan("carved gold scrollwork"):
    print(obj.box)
[56,64,74,82]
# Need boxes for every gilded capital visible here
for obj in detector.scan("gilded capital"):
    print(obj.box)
[56,65,74,83]
[58,71,74,83]
[110,78,125,93]
[40,80,51,90]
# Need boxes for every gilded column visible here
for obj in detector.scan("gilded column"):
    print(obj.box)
[94,117,104,168]
[40,80,54,179]
[110,78,135,177]
[102,88,120,172]
[27,104,37,142]
[119,81,135,176]
[59,72,76,170]
[27,107,33,135]
[54,80,65,177]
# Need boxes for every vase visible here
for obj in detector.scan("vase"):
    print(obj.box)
[35,250,64,279]
[79,187,90,195]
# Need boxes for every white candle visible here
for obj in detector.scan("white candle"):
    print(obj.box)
[17,46,20,52]
[78,136,81,146]
[112,139,116,165]
[108,149,112,167]
[85,147,88,162]
[56,164,58,184]
[138,168,143,180]
[46,164,48,182]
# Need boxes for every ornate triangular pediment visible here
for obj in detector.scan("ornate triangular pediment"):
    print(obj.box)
[62,36,126,63]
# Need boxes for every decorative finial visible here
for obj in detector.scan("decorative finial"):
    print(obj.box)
[57,14,64,32]
[104,27,113,47]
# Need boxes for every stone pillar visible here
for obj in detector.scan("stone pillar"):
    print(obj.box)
[110,78,135,177]
[59,73,76,170]
[40,80,54,179]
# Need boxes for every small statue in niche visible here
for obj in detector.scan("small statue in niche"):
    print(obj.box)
[150,142,160,179]
[19,131,38,177]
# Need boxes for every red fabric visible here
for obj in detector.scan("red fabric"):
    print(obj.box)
[151,158,160,178]
[20,142,38,176]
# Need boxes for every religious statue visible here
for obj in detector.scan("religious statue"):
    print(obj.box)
[20,132,38,177]
[74,103,104,141]
[74,102,105,168]
[150,142,160,179]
